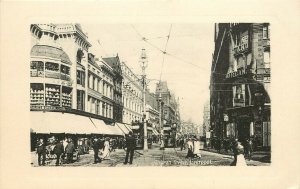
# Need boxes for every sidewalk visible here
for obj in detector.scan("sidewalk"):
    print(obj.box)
[202,147,271,163]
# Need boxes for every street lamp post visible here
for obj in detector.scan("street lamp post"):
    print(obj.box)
[140,48,148,152]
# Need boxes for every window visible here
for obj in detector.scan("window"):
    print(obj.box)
[30,61,44,77]
[96,100,99,115]
[264,52,270,68]
[61,65,70,75]
[45,62,59,72]
[263,25,270,39]
[77,90,85,111]
[77,70,85,86]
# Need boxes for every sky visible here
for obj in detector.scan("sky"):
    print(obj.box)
[82,24,214,124]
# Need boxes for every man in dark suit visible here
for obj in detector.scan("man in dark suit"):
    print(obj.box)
[65,139,75,164]
[53,140,64,166]
[36,139,46,166]
[124,131,136,165]
[92,138,102,164]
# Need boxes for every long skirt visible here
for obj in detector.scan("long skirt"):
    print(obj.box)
[236,154,247,166]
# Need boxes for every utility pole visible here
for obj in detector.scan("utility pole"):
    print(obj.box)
[140,48,148,152]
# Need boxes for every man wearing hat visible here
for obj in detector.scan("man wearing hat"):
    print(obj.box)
[92,138,102,164]
[124,131,136,165]
[53,139,64,166]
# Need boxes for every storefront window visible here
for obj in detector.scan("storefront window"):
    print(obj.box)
[30,83,44,107]
[30,61,44,77]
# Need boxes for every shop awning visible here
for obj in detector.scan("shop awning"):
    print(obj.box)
[116,123,131,135]
[90,118,114,135]
[30,111,98,134]
[90,118,123,136]
[107,125,124,136]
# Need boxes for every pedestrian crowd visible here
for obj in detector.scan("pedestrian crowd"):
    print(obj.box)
[34,134,136,166]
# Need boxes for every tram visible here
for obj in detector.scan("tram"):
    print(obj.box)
[131,121,153,149]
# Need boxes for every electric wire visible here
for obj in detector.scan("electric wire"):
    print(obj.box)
[159,24,172,81]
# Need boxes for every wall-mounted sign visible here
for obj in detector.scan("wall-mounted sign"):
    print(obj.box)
[226,68,247,78]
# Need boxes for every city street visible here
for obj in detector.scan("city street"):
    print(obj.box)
[31,143,269,167]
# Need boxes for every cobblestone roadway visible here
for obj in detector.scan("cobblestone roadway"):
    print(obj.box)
[31,144,270,167]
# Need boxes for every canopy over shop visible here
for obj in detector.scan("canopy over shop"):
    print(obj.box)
[31,111,125,135]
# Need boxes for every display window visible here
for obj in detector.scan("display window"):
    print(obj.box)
[30,83,44,106]
[45,84,60,106]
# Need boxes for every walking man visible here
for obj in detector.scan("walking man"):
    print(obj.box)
[92,138,102,164]
[124,131,136,165]
[53,140,64,166]
[36,138,46,166]
[65,139,75,164]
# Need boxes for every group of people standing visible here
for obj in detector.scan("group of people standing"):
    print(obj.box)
[36,138,77,166]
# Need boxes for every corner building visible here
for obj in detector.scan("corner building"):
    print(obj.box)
[210,23,271,149]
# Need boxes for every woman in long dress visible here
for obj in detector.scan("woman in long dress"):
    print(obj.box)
[193,138,201,158]
[100,137,111,160]
[236,142,247,166]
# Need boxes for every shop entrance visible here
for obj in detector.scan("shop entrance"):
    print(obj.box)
[237,118,250,145]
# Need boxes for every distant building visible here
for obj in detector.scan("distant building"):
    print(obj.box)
[155,81,180,145]
[202,101,210,137]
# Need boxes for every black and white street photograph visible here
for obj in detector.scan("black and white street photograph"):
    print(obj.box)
[29,23,271,167]
[2,1,300,189]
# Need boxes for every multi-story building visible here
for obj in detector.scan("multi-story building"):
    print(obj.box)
[102,56,123,123]
[145,90,160,137]
[86,53,115,120]
[210,23,271,149]
[120,61,143,125]
[155,81,179,146]
[30,24,91,112]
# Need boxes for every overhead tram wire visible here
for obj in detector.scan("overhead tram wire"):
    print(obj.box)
[160,24,172,81]
[130,24,209,73]
[97,40,109,57]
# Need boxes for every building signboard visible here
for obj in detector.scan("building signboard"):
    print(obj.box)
[226,68,247,78]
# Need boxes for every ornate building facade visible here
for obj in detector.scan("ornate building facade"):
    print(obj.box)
[120,61,143,125]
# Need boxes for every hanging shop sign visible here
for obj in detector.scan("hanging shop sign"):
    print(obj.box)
[233,84,246,107]
[234,31,249,54]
